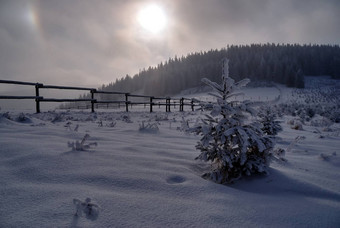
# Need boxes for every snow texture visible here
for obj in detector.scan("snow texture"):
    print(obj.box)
[1,78,340,227]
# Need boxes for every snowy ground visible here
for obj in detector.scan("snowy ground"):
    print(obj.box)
[1,83,340,227]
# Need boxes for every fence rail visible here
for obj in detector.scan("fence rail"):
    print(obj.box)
[0,79,201,113]
[40,85,95,91]
[0,95,43,100]
[0,79,38,86]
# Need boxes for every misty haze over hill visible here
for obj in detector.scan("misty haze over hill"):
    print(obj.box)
[85,44,339,101]
[2,43,338,111]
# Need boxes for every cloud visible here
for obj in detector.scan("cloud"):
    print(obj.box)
[169,0,340,48]
[0,0,339,92]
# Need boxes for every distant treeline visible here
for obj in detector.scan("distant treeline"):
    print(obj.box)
[97,43,340,98]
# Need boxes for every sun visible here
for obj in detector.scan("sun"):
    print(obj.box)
[137,5,167,34]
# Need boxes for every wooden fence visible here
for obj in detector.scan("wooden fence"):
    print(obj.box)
[0,79,200,113]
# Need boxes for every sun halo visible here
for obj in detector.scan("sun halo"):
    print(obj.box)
[137,4,167,34]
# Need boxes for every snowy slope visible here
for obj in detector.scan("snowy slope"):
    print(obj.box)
[1,80,340,227]
[0,109,339,228]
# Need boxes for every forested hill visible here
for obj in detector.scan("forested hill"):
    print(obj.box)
[99,44,340,97]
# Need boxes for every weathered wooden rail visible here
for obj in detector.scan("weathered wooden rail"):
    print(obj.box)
[0,79,200,113]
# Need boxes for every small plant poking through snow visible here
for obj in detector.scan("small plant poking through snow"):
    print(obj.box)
[97,120,103,127]
[64,122,79,132]
[1,112,11,120]
[68,134,97,151]
[319,152,337,161]
[286,136,305,153]
[154,114,168,121]
[192,59,274,184]
[51,113,63,123]
[120,114,133,123]
[73,198,100,220]
[106,121,116,127]
[273,148,286,162]
[177,117,190,132]
[139,121,159,133]
[74,124,79,132]
[16,113,31,123]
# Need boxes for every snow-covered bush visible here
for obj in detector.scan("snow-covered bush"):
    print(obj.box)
[327,107,340,123]
[154,114,168,121]
[1,112,11,120]
[119,114,133,123]
[277,102,339,124]
[310,115,332,128]
[15,113,32,123]
[306,107,315,119]
[288,119,303,130]
[293,122,303,130]
[192,59,274,184]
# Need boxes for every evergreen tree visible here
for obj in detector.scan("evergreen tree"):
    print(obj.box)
[192,59,274,184]
[258,106,282,136]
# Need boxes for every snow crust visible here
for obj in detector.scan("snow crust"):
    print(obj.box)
[1,83,340,227]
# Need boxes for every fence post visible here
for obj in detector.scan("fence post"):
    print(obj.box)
[180,98,184,111]
[165,98,168,112]
[166,98,168,112]
[90,89,95,113]
[35,83,42,113]
[125,93,129,112]
[150,96,153,113]
[166,98,171,112]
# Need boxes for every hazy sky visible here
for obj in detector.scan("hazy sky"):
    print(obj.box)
[0,0,339,89]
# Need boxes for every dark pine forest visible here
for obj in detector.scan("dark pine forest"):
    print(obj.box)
[95,44,340,98]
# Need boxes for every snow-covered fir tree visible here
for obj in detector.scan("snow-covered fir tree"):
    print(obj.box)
[192,59,274,184]
[258,106,282,136]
